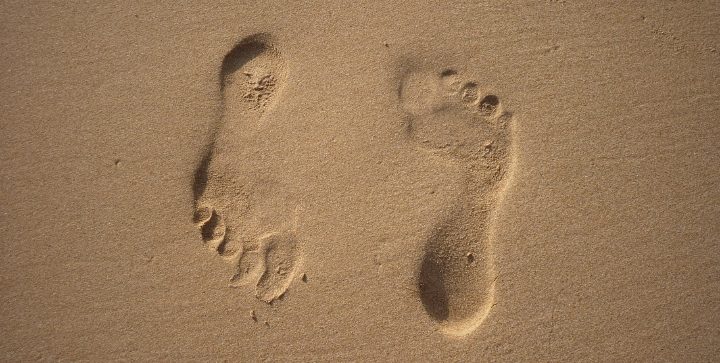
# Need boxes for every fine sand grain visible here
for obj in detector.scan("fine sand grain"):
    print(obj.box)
[1,1,719,361]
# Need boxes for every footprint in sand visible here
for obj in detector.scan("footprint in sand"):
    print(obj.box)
[399,67,515,336]
[192,33,302,303]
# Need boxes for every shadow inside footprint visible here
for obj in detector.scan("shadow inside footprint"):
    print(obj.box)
[192,149,213,204]
[221,39,268,91]
[419,252,450,321]
[417,207,496,336]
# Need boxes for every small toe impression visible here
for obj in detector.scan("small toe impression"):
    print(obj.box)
[194,206,243,258]
[193,206,212,225]
[459,82,479,105]
[440,69,461,95]
[478,95,500,116]
[199,209,226,248]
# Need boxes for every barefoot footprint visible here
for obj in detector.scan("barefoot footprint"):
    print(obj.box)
[399,67,515,336]
[192,33,303,303]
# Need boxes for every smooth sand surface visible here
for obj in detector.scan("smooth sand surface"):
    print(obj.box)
[1,1,719,361]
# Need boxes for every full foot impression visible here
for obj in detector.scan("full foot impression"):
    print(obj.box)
[399,68,515,336]
[192,34,302,303]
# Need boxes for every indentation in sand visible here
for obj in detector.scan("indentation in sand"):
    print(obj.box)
[399,66,516,336]
[192,33,302,303]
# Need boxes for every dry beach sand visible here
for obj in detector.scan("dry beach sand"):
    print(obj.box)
[1,1,719,361]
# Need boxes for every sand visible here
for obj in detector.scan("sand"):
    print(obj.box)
[1,1,719,361]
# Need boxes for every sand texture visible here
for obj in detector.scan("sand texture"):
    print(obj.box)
[1,1,719,361]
